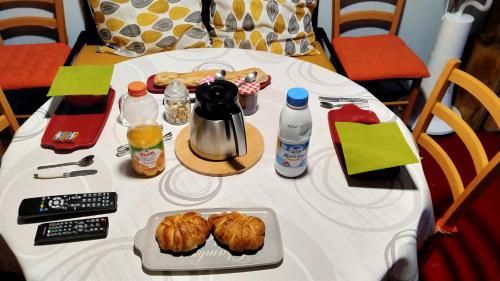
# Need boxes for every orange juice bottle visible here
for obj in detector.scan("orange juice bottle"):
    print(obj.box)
[123,81,165,177]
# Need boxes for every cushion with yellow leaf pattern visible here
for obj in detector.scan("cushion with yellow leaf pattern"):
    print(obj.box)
[209,0,318,56]
[87,0,211,57]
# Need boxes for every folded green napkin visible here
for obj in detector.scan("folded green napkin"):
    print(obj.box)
[47,65,114,96]
[335,122,419,175]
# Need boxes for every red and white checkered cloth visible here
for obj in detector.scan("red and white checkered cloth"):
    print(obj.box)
[199,76,215,84]
[233,78,260,95]
[198,76,259,95]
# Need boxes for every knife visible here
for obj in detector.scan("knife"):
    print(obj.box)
[34,169,98,179]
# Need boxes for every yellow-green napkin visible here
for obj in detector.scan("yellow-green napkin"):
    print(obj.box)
[47,65,114,96]
[336,122,419,175]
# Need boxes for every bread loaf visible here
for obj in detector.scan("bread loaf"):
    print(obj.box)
[154,68,268,87]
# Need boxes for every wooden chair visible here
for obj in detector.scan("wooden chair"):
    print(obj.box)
[331,0,429,124]
[415,59,500,280]
[413,58,500,233]
[0,86,20,157]
[0,0,71,119]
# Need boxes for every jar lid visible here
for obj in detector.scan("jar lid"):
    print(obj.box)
[128,81,146,96]
[164,80,189,100]
[234,78,259,95]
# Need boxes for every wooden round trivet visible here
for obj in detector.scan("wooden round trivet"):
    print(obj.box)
[174,123,264,177]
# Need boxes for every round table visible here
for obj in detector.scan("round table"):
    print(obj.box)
[0,48,434,281]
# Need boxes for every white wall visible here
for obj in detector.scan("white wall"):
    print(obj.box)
[317,0,448,63]
[63,0,86,46]
[2,0,445,64]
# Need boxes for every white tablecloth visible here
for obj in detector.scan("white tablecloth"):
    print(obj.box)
[0,48,434,281]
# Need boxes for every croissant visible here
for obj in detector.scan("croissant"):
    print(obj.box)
[155,212,210,253]
[208,211,265,252]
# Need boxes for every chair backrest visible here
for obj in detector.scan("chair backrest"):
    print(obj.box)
[0,0,68,45]
[332,0,404,38]
[412,59,500,232]
[0,86,20,155]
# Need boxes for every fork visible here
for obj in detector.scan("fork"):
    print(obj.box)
[116,132,173,157]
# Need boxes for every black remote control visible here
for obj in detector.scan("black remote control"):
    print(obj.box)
[34,217,108,245]
[18,192,117,223]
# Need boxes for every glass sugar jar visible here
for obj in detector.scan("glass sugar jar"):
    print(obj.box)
[164,80,191,125]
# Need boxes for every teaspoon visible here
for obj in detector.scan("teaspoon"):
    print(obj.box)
[215,69,226,81]
[237,71,257,87]
[37,155,95,170]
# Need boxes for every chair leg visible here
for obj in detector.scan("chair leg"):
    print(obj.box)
[0,88,20,133]
[14,115,31,121]
[402,78,422,125]
[329,48,347,76]
[0,141,5,158]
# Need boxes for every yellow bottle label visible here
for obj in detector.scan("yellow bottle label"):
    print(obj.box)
[127,125,165,176]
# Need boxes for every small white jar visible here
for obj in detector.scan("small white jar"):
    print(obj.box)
[164,80,191,125]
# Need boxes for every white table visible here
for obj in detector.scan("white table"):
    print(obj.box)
[0,48,434,281]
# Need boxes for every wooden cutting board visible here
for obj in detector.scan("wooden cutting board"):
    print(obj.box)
[174,123,264,177]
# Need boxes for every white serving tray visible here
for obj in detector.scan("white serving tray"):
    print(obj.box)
[134,207,283,271]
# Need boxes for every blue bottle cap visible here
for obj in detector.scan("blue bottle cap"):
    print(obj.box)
[286,88,309,107]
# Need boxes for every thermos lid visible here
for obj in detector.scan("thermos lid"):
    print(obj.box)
[195,80,240,117]
[287,88,309,107]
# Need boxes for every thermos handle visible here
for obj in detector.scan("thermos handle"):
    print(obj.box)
[229,112,247,157]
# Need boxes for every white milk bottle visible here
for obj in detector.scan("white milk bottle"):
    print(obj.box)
[275,88,312,177]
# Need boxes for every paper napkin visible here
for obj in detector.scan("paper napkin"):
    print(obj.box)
[47,65,114,96]
[335,122,419,175]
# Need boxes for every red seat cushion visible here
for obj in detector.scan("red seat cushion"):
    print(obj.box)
[0,43,71,90]
[332,35,429,81]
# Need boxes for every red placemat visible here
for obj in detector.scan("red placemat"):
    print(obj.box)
[146,74,272,94]
[41,88,115,152]
[327,104,400,177]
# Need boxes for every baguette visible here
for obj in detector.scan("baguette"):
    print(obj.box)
[154,67,268,87]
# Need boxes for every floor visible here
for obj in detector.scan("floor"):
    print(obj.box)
[0,235,24,281]
[419,132,499,218]
[418,132,500,281]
